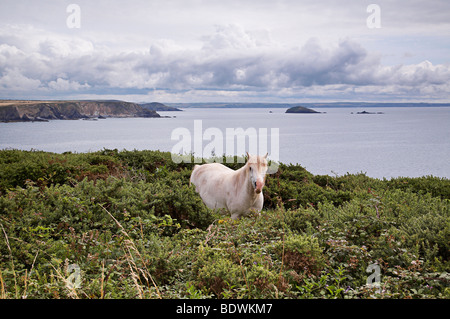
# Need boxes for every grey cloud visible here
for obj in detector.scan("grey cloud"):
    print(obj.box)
[0,23,449,101]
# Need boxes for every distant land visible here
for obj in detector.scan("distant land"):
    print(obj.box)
[166,102,450,108]
[139,102,182,112]
[0,100,160,122]
[286,106,321,114]
[2,100,449,122]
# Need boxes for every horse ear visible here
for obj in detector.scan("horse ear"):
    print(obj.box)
[264,152,268,159]
[246,151,250,159]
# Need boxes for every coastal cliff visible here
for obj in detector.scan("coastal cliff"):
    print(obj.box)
[0,100,160,122]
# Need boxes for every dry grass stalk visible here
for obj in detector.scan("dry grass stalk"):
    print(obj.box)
[0,269,6,299]
[100,204,162,299]
[1,223,18,298]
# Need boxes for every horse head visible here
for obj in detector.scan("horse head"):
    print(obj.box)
[246,152,268,194]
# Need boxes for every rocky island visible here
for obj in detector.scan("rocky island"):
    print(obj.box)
[354,110,384,115]
[285,106,322,114]
[0,100,160,122]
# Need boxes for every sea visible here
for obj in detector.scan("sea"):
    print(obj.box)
[1,107,449,179]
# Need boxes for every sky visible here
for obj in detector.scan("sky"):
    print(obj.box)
[0,0,449,103]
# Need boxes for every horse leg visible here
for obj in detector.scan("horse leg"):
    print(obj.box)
[250,194,264,213]
[230,212,242,220]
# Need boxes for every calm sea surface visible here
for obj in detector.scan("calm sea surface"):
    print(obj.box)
[1,107,449,179]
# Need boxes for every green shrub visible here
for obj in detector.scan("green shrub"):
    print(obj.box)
[273,234,326,275]
[193,246,243,297]
[0,149,448,299]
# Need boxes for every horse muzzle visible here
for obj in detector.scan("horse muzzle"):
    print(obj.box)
[255,180,264,194]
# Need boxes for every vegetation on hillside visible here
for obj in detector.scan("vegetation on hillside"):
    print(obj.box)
[0,149,448,299]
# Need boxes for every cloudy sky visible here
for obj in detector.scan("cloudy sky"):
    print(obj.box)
[1,0,449,103]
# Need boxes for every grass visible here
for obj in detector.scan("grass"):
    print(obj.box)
[0,149,449,299]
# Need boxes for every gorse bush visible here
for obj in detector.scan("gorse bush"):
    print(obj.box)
[0,149,449,299]
[274,234,326,275]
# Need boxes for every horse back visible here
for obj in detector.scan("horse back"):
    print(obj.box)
[190,163,234,189]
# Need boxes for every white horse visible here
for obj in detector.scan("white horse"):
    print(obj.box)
[190,153,268,220]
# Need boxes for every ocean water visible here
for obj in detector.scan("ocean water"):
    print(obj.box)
[1,107,449,179]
